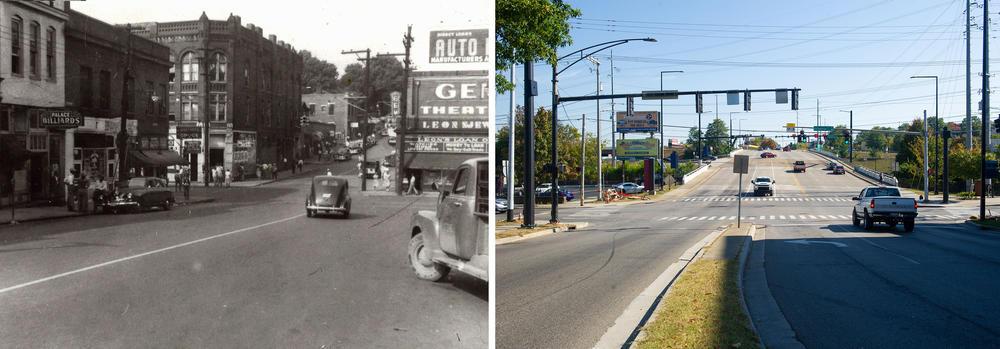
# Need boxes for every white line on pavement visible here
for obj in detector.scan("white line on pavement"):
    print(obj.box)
[0,213,306,295]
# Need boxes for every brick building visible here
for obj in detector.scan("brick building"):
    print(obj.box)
[128,13,303,182]
[64,8,174,185]
[0,0,68,206]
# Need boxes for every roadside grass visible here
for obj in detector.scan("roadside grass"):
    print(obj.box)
[637,249,759,348]
[971,218,1000,228]
[495,219,520,227]
[495,223,567,239]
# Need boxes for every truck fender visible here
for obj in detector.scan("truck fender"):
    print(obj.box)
[410,210,441,250]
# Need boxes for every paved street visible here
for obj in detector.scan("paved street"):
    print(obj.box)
[0,142,486,348]
[497,150,989,349]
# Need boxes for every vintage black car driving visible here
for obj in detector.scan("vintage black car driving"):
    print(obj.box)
[305,176,352,218]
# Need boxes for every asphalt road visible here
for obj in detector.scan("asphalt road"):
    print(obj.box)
[0,139,487,348]
[497,150,985,349]
[743,152,1000,348]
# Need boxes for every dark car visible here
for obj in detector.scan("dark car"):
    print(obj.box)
[826,162,838,170]
[306,176,352,218]
[334,148,350,161]
[107,177,174,213]
[833,165,846,174]
[782,146,791,152]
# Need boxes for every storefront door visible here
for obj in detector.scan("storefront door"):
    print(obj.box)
[29,153,45,200]
[188,152,198,181]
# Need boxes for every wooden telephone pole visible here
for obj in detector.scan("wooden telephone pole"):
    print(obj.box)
[378,25,413,195]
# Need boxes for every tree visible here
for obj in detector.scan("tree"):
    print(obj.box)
[496,0,581,93]
[340,55,405,112]
[895,119,924,167]
[683,126,702,159]
[760,138,778,150]
[704,118,731,155]
[300,50,340,93]
[494,106,588,185]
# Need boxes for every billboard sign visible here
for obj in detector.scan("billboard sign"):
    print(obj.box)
[429,29,488,64]
[404,135,488,153]
[40,111,83,129]
[390,91,401,116]
[175,126,201,139]
[616,111,659,133]
[413,75,489,132]
[615,138,659,158]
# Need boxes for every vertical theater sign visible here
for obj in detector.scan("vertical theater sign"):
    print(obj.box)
[401,27,489,192]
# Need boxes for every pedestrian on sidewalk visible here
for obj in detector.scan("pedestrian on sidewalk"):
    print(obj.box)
[77,174,90,214]
[271,163,278,180]
[406,173,420,195]
[225,168,232,188]
[298,159,304,173]
[182,170,191,200]
[64,169,78,211]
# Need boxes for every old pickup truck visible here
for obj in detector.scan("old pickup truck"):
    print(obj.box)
[852,186,918,232]
[408,157,489,283]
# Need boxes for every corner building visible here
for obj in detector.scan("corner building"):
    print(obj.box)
[129,13,302,181]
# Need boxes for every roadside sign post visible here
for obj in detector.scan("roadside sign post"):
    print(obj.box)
[733,155,750,227]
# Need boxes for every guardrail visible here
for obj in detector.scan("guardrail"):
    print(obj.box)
[682,163,711,184]
[809,148,899,186]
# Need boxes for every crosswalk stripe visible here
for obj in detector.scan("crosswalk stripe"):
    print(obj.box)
[779,215,786,219]
[759,215,766,220]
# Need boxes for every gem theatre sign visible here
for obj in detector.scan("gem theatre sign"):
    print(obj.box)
[414,77,488,132]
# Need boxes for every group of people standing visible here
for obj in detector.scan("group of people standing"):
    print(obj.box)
[63,169,110,213]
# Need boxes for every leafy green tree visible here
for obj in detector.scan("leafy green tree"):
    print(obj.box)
[340,56,405,112]
[300,50,340,93]
[704,118,731,155]
[496,0,581,93]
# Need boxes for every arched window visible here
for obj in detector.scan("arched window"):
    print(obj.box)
[209,53,227,82]
[181,52,198,81]
[10,16,22,75]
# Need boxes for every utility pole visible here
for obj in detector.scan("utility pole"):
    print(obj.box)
[119,24,133,181]
[849,110,853,163]
[924,110,930,203]
[981,0,990,219]
[967,0,973,150]
[610,50,616,176]
[589,57,602,201]
[380,26,413,196]
[550,63,560,223]
[522,61,536,228]
[507,64,515,221]
[580,114,586,206]
[342,48,373,191]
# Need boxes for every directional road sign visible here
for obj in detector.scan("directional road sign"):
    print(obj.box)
[641,90,679,100]
[813,126,834,131]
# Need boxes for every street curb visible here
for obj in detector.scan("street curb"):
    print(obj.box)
[0,197,217,225]
[495,222,589,245]
[175,198,216,206]
[737,224,758,341]
[965,220,1000,231]
[742,226,806,349]
[596,224,729,349]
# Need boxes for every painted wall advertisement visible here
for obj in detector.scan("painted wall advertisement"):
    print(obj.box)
[429,29,488,64]
[616,138,659,158]
[232,131,257,165]
[413,76,489,132]
[615,111,659,133]
[404,135,488,153]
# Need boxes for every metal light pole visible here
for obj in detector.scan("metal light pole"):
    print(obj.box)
[924,110,930,203]
[580,114,586,206]
[729,112,740,137]
[508,64,515,222]
[659,70,682,190]
[522,61,536,228]
[587,56,602,201]
[549,37,656,223]
[981,0,989,219]
[911,75,938,195]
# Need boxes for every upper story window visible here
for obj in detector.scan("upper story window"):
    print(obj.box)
[45,27,55,80]
[181,52,198,81]
[11,16,22,75]
[208,53,227,82]
[168,53,176,82]
[80,65,93,108]
[99,70,111,110]
[29,21,39,77]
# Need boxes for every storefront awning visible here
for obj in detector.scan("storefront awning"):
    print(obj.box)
[403,152,476,171]
[130,150,188,166]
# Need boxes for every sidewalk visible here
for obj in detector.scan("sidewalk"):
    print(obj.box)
[0,193,214,225]
[914,193,1000,208]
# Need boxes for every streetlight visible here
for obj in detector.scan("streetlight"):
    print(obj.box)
[659,70,683,191]
[549,37,656,223]
[586,56,603,201]
[912,75,939,196]
[729,111,741,137]
[839,110,853,163]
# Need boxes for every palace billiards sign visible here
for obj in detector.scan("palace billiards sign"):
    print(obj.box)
[41,111,83,129]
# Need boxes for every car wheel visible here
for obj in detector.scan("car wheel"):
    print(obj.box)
[852,210,861,227]
[306,209,313,218]
[408,232,449,282]
[343,202,351,219]
[164,199,173,210]
[863,211,873,230]
[903,218,915,232]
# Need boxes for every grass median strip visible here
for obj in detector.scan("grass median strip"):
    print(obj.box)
[495,223,567,240]
[637,235,759,348]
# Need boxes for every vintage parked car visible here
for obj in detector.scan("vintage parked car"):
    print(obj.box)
[408,157,488,282]
[106,177,175,213]
[305,176,352,218]
[334,149,350,161]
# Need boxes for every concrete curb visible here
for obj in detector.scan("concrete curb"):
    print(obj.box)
[742,226,806,349]
[596,225,729,349]
[965,220,1000,231]
[175,198,216,206]
[495,222,590,245]
[0,197,215,225]
[737,224,758,341]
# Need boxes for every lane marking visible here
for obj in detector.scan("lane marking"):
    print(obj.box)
[858,236,921,265]
[782,158,809,197]
[0,213,306,295]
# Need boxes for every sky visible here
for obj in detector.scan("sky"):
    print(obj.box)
[497,0,995,145]
[73,0,492,71]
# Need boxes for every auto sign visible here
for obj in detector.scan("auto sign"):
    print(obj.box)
[40,111,83,129]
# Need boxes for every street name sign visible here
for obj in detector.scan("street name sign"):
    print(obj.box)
[813,126,834,131]
[641,90,679,100]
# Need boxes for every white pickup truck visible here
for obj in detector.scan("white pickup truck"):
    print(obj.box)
[851,186,918,232]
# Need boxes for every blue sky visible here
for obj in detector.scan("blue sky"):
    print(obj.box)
[497,0,994,144]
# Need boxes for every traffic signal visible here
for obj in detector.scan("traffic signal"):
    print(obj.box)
[695,93,704,114]
[743,91,751,112]
[300,115,308,127]
[791,89,799,110]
